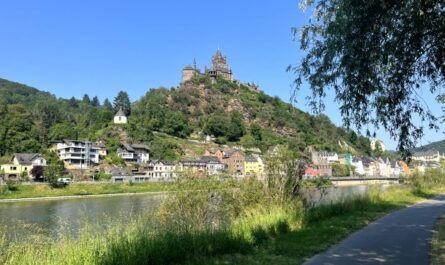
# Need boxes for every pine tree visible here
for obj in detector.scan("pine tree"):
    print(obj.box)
[91,96,100,107]
[103,98,113,111]
[82,94,91,104]
[113,91,131,116]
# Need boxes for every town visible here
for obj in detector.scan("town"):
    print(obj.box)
[0,50,441,185]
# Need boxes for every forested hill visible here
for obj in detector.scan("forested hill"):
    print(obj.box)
[0,76,372,160]
[412,140,445,154]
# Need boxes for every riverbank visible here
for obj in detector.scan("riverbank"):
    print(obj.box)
[0,180,238,201]
[1,182,444,265]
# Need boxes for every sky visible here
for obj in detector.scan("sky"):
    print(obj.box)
[0,0,443,150]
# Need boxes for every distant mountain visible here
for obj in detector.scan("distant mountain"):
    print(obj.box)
[412,140,445,154]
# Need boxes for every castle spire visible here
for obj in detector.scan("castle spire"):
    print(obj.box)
[193,58,197,69]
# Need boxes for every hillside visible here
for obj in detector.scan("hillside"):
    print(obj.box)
[412,139,445,154]
[0,77,372,161]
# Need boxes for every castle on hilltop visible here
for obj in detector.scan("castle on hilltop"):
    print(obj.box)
[182,49,233,83]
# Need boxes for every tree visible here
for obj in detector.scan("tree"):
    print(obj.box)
[82,94,91,105]
[68,97,78,108]
[250,123,263,142]
[30,166,45,181]
[226,111,246,142]
[91,96,100,107]
[103,98,113,111]
[114,91,131,116]
[291,0,444,156]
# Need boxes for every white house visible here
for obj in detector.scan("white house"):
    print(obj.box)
[146,160,177,180]
[318,151,339,163]
[390,161,403,177]
[411,150,442,163]
[200,156,227,176]
[117,143,150,164]
[114,107,128,124]
[352,158,365,176]
[55,140,100,169]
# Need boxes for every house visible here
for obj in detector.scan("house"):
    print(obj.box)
[377,157,392,176]
[146,160,177,180]
[117,143,150,164]
[204,148,224,162]
[114,107,127,124]
[310,149,333,176]
[352,158,365,176]
[180,159,208,177]
[362,158,379,176]
[390,160,403,177]
[96,142,107,157]
[54,140,100,169]
[304,165,320,179]
[318,151,339,163]
[200,156,227,176]
[0,153,47,179]
[244,156,264,178]
[315,163,332,177]
[222,149,245,177]
[411,150,442,163]
[338,153,353,166]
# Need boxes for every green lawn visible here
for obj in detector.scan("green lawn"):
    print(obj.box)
[0,180,238,200]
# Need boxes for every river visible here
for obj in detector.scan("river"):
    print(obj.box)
[0,185,388,242]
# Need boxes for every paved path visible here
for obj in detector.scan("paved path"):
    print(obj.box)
[304,195,445,265]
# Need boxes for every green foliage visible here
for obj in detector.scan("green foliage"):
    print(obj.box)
[404,168,445,191]
[264,145,305,201]
[292,0,444,155]
[331,164,354,177]
[5,178,21,191]
[94,172,112,180]
[0,76,374,160]
[105,153,126,167]
[113,91,131,116]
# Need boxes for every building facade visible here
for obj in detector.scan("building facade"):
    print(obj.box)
[200,156,227,176]
[113,107,128,124]
[55,140,100,169]
[146,160,177,180]
[222,149,245,177]
[182,49,234,83]
[244,156,264,178]
[0,153,46,179]
[117,143,150,164]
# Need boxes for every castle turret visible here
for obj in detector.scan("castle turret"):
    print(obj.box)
[182,61,200,83]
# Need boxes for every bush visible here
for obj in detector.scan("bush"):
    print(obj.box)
[5,178,21,191]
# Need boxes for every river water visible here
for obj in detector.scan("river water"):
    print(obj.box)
[0,185,388,242]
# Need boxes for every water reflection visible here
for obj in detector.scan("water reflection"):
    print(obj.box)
[0,185,393,242]
[0,194,163,242]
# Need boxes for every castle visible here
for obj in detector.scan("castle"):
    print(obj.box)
[182,49,233,83]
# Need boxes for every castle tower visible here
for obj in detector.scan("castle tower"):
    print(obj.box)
[208,49,233,81]
[182,60,200,83]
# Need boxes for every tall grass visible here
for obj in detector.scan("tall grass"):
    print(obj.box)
[0,179,443,265]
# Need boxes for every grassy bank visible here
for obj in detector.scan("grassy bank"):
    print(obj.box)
[431,212,445,265]
[1,181,443,265]
[0,180,238,200]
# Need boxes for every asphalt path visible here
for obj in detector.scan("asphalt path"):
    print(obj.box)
[304,195,445,265]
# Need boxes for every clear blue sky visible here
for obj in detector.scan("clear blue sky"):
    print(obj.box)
[0,0,443,150]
